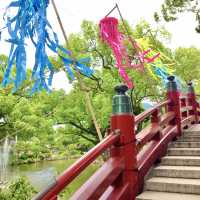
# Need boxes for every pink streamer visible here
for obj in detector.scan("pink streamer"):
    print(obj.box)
[99,17,160,88]
[99,17,130,66]
[99,17,134,88]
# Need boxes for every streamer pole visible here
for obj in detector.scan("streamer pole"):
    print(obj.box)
[115,4,143,66]
[105,5,117,17]
[115,4,130,35]
[51,0,69,45]
[51,0,103,141]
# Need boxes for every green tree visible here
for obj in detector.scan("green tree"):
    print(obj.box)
[50,20,174,145]
[0,20,185,152]
[174,46,200,92]
[0,177,35,200]
[155,0,200,33]
[0,92,56,141]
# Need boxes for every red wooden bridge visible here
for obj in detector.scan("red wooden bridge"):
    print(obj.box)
[33,76,200,200]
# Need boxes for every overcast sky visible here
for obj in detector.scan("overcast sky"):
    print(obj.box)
[0,0,199,91]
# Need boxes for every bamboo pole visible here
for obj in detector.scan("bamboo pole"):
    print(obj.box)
[105,4,117,17]
[51,0,103,141]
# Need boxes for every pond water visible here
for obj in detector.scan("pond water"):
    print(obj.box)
[7,159,99,199]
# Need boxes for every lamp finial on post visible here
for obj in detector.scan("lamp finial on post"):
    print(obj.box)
[187,81,198,123]
[166,76,182,136]
[112,84,133,115]
[111,84,138,198]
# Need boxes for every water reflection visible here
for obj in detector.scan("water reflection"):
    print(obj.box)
[8,159,99,199]
[8,159,76,184]
[27,167,56,191]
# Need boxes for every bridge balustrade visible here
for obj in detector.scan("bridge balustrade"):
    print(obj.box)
[33,76,199,200]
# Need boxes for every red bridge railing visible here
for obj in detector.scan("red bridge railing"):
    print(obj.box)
[33,76,199,200]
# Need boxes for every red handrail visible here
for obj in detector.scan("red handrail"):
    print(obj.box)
[34,81,200,200]
[71,157,124,199]
[33,133,120,200]
[135,100,170,124]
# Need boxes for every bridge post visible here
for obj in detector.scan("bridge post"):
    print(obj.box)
[187,81,198,123]
[111,85,138,199]
[167,76,182,136]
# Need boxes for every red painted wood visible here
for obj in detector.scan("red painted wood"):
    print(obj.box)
[160,111,175,127]
[99,186,114,199]
[197,103,200,121]
[70,157,124,200]
[33,81,200,200]
[151,109,160,123]
[181,106,193,112]
[135,100,170,124]
[136,123,160,149]
[181,115,195,128]
[137,125,177,192]
[34,133,120,200]
[104,183,130,200]
[135,101,169,124]
[111,114,137,199]
[180,97,188,118]
[167,90,182,136]
[188,90,198,123]
[180,95,187,100]
[50,196,57,200]
[187,106,194,111]
[137,125,177,168]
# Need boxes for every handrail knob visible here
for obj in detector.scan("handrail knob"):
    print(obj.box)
[187,81,195,93]
[167,75,175,82]
[112,84,133,114]
[187,81,193,86]
[167,76,177,91]
[114,84,129,95]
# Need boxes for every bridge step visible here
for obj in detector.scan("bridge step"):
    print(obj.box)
[153,165,200,178]
[137,125,200,199]
[181,133,200,137]
[145,177,200,194]
[178,136,200,142]
[171,142,200,148]
[183,132,200,136]
[183,132,200,135]
[168,148,200,156]
[136,191,200,200]
[161,156,200,166]
[182,124,200,134]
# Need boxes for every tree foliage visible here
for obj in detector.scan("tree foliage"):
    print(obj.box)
[50,20,175,144]
[155,0,200,33]
[0,177,35,200]
[1,19,200,161]
[0,20,177,148]
[174,46,200,93]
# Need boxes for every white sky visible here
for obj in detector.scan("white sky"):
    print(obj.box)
[0,0,200,91]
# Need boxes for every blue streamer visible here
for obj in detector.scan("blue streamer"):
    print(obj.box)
[151,64,185,91]
[152,65,169,85]
[2,0,94,92]
[60,56,94,80]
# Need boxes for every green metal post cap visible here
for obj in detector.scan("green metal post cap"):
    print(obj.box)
[188,81,193,86]
[167,75,175,82]
[187,81,194,93]
[167,75,177,91]
[114,85,128,95]
[112,84,133,114]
